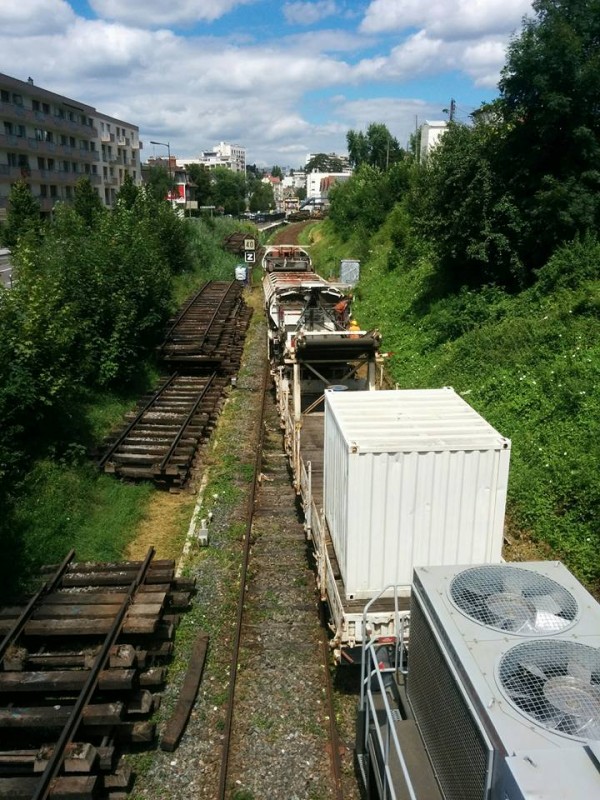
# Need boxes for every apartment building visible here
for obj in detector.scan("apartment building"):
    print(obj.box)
[183,141,246,173]
[0,72,142,219]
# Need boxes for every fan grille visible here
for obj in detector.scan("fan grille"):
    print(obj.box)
[499,640,600,740]
[449,565,578,634]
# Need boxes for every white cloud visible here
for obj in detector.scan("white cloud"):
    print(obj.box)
[333,96,445,148]
[283,0,338,26]
[0,0,75,36]
[90,0,256,27]
[361,0,532,39]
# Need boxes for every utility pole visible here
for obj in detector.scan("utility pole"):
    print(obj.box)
[449,98,456,122]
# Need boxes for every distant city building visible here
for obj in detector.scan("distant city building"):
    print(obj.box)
[305,152,351,172]
[305,171,351,203]
[419,120,448,161]
[184,142,246,173]
[282,171,306,191]
[262,174,283,208]
[0,72,142,218]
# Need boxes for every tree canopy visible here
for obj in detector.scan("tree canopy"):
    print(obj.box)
[347,124,404,170]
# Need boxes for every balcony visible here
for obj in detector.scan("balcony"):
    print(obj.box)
[117,136,130,146]
[0,133,102,164]
[101,132,115,143]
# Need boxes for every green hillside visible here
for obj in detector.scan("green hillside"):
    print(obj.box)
[306,221,599,594]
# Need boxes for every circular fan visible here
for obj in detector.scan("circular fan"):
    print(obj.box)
[498,640,600,740]
[449,565,578,634]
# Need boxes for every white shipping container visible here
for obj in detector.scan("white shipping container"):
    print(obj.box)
[323,388,511,599]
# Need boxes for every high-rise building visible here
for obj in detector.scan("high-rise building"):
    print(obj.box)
[0,72,142,219]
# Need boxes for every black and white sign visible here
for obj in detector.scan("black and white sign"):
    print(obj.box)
[244,251,256,263]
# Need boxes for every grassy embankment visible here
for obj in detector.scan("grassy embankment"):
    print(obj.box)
[301,220,600,595]
[6,218,250,598]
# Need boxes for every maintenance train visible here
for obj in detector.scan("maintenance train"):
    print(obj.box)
[261,242,600,800]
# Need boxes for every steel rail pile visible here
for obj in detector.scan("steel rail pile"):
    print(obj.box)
[0,549,195,799]
[159,280,249,372]
[100,280,253,487]
[99,372,227,484]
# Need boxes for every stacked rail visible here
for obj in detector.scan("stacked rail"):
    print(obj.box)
[100,372,228,484]
[160,281,249,373]
[0,549,194,799]
[100,280,252,486]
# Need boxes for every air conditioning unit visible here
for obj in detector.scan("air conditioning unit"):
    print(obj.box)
[407,562,600,800]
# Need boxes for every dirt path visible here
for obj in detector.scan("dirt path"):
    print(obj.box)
[271,219,313,245]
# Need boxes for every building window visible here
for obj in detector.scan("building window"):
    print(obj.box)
[62,161,69,172]
[16,125,25,138]
[60,135,68,146]
[50,185,57,198]
[7,153,17,167]
[84,164,90,174]
[65,185,72,199]
[45,131,54,143]
[0,89,9,103]
[72,162,77,173]
[47,158,55,171]
[37,157,45,169]
[32,100,40,112]
[40,185,48,197]
[12,93,23,106]
[69,137,76,148]
[3,122,13,135]
[42,103,50,114]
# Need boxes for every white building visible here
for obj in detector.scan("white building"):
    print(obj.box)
[186,142,246,173]
[0,72,142,217]
[419,120,448,161]
[305,171,351,202]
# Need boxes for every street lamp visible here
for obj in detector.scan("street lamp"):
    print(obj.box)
[150,140,173,206]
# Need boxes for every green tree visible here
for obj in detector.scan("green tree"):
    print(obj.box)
[271,165,283,179]
[413,121,524,288]
[2,179,41,247]
[212,167,247,215]
[145,165,173,204]
[305,153,344,173]
[185,163,213,207]
[73,176,105,226]
[116,173,140,209]
[249,181,275,212]
[497,0,600,270]
[347,124,403,170]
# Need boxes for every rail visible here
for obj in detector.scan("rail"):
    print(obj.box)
[159,372,216,471]
[32,548,156,800]
[217,359,270,800]
[98,372,179,468]
[0,549,75,661]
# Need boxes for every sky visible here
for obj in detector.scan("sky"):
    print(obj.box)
[0,0,534,168]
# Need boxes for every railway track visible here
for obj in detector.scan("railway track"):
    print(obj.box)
[100,280,252,487]
[217,374,344,800]
[0,550,195,799]
[100,372,228,485]
[159,280,249,373]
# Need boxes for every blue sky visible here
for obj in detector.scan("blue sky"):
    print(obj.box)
[0,0,533,167]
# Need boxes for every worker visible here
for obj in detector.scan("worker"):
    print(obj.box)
[348,318,360,339]
[333,297,350,326]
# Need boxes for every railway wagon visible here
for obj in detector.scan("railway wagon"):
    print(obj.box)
[262,249,512,661]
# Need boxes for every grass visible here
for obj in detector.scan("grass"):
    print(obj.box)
[309,219,600,594]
